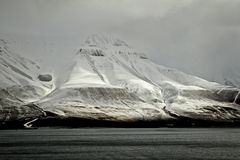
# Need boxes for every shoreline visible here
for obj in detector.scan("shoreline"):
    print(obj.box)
[1,117,240,129]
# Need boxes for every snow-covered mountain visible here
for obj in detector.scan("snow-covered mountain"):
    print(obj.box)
[0,39,54,123]
[36,35,240,124]
[1,35,240,127]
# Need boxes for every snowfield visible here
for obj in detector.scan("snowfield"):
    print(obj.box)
[1,35,240,127]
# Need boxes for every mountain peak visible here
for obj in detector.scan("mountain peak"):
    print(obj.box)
[84,34,129,47]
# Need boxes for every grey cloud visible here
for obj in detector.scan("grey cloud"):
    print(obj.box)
[111,0,240,82]
[0,0,240,84]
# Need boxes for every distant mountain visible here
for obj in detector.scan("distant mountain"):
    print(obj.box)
[1,35,240,128]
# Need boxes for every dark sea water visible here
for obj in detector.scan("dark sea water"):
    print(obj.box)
[0,128,240,160]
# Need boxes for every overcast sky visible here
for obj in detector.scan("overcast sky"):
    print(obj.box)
[0,0,240,83]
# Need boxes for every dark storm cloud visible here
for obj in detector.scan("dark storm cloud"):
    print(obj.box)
[0,0,239,83]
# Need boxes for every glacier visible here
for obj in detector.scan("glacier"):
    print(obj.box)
[1,35,240,128]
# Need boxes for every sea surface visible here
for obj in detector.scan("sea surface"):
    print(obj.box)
[0,128,240,160]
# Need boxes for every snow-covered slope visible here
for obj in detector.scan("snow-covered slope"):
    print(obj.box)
[0,39,53,123]
[36,35,240,124]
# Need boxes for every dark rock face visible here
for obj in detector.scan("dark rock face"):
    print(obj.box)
[38,74,52,82]
[217,89,240,104]
[0,88,44,123]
